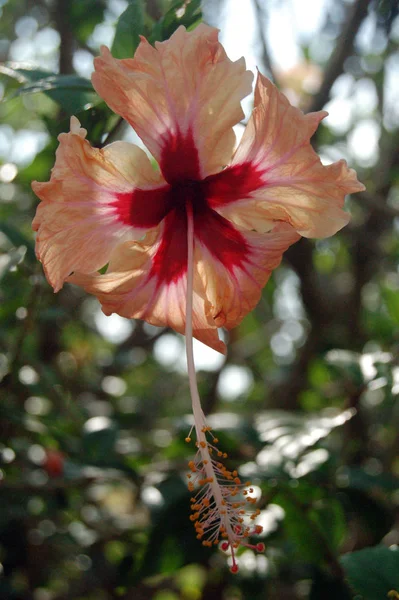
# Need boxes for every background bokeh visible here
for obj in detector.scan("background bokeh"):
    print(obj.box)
[0,1,398,599]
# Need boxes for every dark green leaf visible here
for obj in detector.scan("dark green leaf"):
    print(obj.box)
[310,569,353,600]
[274,488,345,564]
[274,490,327,564]
[82,419,118,464]
[136,475,209,581]
[341,546,399,600]
[339,489,394,544]
[344,466,399,492]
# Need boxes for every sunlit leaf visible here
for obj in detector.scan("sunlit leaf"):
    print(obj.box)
[0,65,98,114]
[255,408,355,476]
[325,349,364,387]
[149,0,202,43]
[111,0,145,59]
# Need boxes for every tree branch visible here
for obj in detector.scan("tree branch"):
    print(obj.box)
[54,0,74,75]
[252,0,277,81]
[309,0,372,112]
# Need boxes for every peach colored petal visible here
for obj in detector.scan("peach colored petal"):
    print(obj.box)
[68,214,299,353]
[193,222,300,332]
[32,117,167,292]
[69,224,226,353]
[91,25,253,180]
[212,73,365,238]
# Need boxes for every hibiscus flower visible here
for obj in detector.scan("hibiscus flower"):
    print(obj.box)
[32,24,364,569]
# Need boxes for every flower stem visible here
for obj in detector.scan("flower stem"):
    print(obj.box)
[185,204,220,487]
[185,204,233,532]
[184,204,263,570]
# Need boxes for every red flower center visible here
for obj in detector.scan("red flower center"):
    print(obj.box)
[171,179,208,215]
[112,135,250,285]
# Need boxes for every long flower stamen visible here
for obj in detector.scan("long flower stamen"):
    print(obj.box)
[185,202,264,572]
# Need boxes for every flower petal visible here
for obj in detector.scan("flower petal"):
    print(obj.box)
[207,73,365,238]
[32,117,169,292]
[68,211,226,353]
[91,25,253,181]
[193,211,300,331]
[68,207,299,352]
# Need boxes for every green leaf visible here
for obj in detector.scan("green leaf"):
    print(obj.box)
[310,496,346,553]
[325,349,364,387]
[255,408,354,475]
[339,489,394,544]
[341,546,399,600]
[11,75,93,96]
[274,487,345,564]
[382,286,399,326]
[70,0,107,44]
[0,64,51,85]
[111,0,145,59]
[0,65,98,114]
[344,466,399,492]
[136,475,209,581]
[150,0,202,44]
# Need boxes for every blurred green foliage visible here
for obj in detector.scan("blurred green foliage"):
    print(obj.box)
[0,0,398,599]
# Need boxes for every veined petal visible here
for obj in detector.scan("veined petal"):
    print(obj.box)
[193,211,300,331]
[69,212,225,353]
[32,117,169,292]
[208,73,365,238]
[91,25,253,181]
[68,207,299,352]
